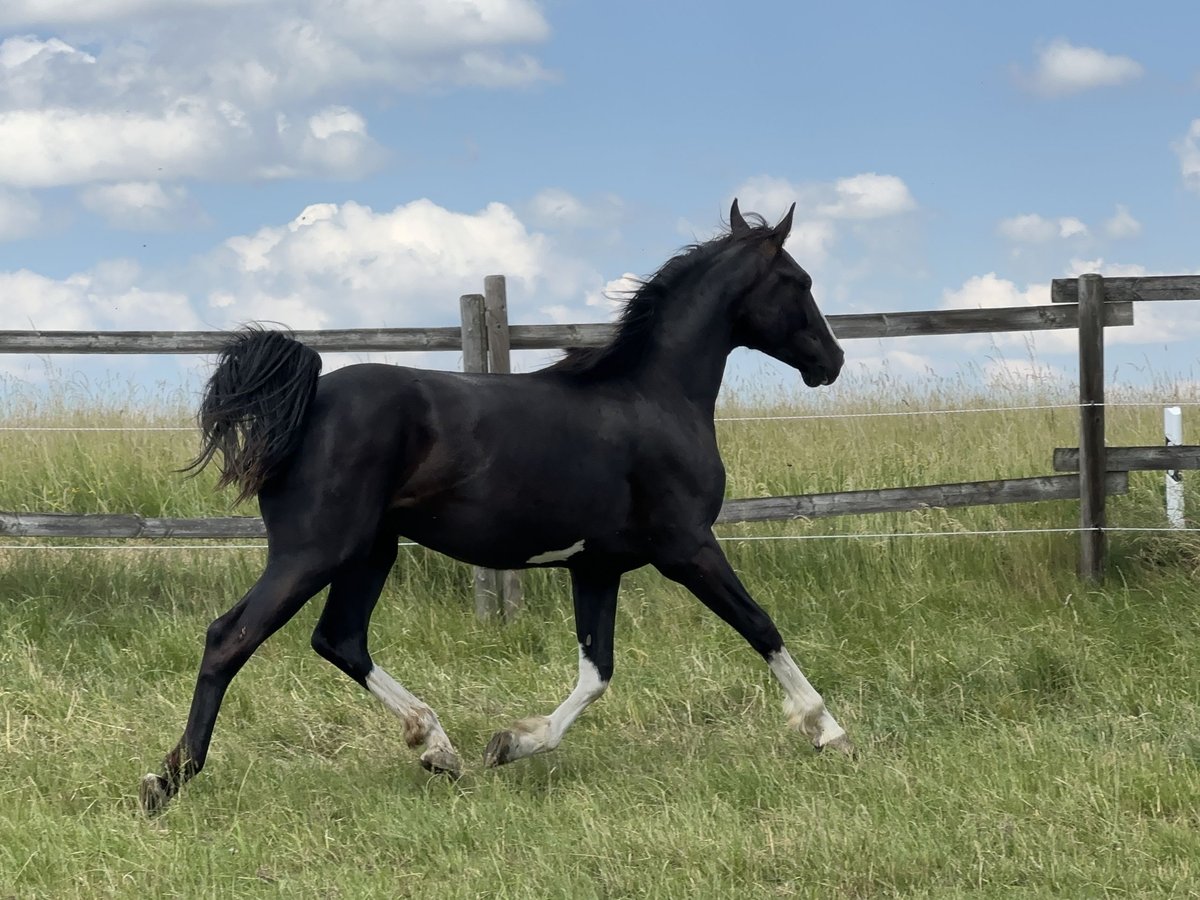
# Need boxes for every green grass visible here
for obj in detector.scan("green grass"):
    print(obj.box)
[2,373,1200,897]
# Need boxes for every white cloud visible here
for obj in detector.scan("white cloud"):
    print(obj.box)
[0,100,388,188]
[997,213,1089,242]
[0,262,200,331]
[0,187,40,239]
[0,1,550,187]
[202,198,584,330]
[1064,257,1148,279]
[584,273,641,312]
[817,174,917,220]
[941,273,1046,310]
[0,104,240,187]
[79,181,195,230]
[732,176,800,223]
[1057,217,1088,239]
[290,106,384,179]
[538,304,574,324]
[784,220,838,266]
[0,0,260,26]
[731,172,916,268]
[1019,39,1143,97]
[1103,205,1141,239]
[735,172,916,223]
[1174,119,1200,194]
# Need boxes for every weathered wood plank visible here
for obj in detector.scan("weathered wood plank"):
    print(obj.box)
[1052,274,1200,303]
[0,513,267,538]
[0,304,1133,356]
[819,303,1133,339]
[459,294,502,620]
[483,275,514,375]
[459,294,488,375]
[0,328,467,354]
[483,276,523,618]
[1077,274,1107,581]
[507,304,1134,349]
[0,473,1130,537]
[715,473,1130,523]
[1053,445,1200,472]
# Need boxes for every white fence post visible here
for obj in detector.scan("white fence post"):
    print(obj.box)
[1165,406,1184,528]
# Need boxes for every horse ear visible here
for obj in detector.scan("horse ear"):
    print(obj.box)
[730,198,750,235]
[770,203,796,247]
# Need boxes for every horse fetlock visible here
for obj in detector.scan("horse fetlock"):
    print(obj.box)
[483,715,552,767]
[401,706,439,748]
[783,697,844,745]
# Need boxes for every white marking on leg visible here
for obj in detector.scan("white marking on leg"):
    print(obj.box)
[365,666,457,758]
[499,645,608,760]
[767,648,846,747]
[526,540,585,565]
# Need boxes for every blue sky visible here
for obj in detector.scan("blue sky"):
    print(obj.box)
[1,0,1198,397]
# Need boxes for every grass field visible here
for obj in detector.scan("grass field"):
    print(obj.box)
[2,370,1200,898]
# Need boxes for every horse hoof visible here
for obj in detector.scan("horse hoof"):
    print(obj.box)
[816,734,858,759]
[139,773,170,816]
[419,747,461,778]
[483,731,518,768]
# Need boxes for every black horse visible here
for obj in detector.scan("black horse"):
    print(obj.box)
[139,200,852,815]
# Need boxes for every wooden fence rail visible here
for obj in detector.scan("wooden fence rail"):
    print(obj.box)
[0,473,1132,538]
[0,304,1133,355]
[1053,446,1200,473]
[1051,274,1200,304]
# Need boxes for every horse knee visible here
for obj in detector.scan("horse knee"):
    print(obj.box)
[199,612,247,672]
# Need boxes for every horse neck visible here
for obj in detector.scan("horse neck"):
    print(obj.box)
[632,279,739,414]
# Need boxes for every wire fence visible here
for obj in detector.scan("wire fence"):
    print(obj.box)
[2,399,1196,431]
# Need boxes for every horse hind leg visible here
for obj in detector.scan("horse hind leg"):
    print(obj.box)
[139,558,336,815]
[310,532,462,777]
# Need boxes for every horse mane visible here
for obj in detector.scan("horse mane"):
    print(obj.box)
[544,214,773,378]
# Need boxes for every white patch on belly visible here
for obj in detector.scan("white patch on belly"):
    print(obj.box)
[526,539,585,564]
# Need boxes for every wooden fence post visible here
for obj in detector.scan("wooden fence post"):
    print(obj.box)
[1077,273,1107,581]
[459,293,502,619]
[483,275,524,618]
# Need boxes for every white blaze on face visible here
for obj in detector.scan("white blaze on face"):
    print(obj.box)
[527,539,585,565]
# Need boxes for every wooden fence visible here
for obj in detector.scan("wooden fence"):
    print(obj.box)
[2,273,1199,612]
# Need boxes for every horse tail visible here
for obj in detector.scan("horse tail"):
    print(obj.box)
[182,326,322,505]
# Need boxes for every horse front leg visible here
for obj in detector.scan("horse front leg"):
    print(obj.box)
[484,566,619,766]
[656,537,855,755]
